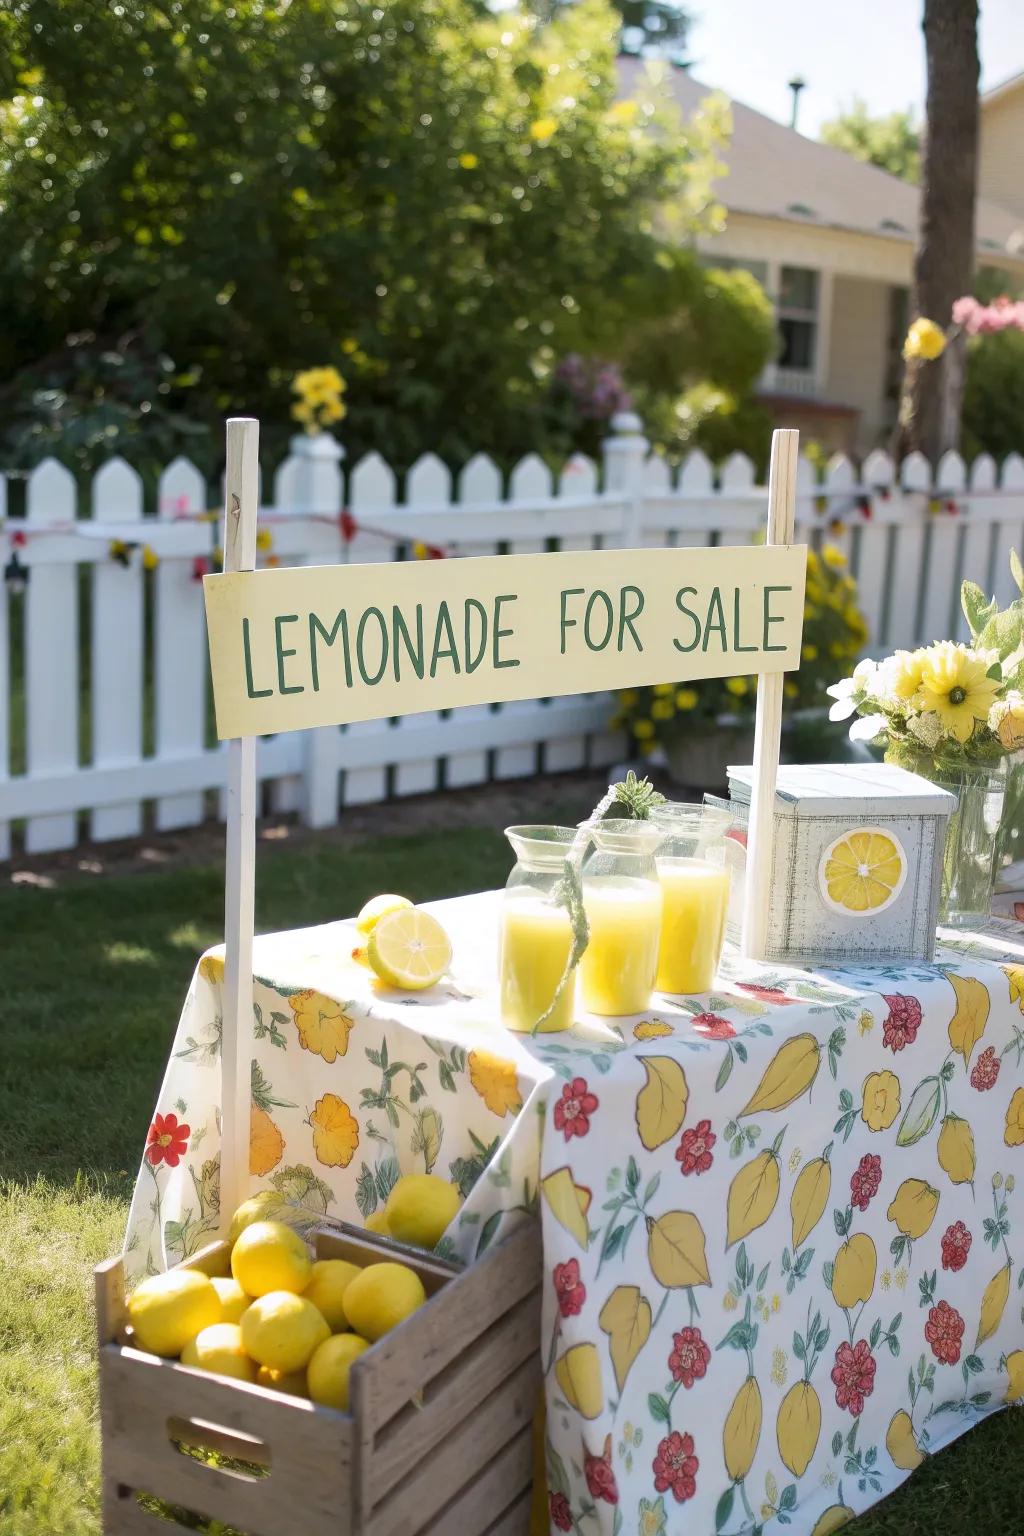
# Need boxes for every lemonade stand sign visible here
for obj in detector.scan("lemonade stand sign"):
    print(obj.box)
[203,420,804,1222]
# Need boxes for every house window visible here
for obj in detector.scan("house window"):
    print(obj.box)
[777,266,819,373]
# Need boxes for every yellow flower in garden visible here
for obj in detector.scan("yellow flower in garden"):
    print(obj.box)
[802,643,818,661]
[1005,965,1024,1014]
[633,719,656,739]
[861,1069,900,1131]
[725,677,748,697]
[619,689,638,707]
[653,683,674,696]
[289,990,355,1064]
[199,951,225,985]
[784,682,799,700]
[529,116,558,141]
[291,400,315,425]
[468,1049,523,1118]
[1005,1088,1024,1147]
[308,1092,359,1167]
[915,642,1001,744]
[142,544,159,571]
[821,544,846,569]
[607,99,638,125]
[651,699,674,721]
[458,152,478,169]
[321,398,346,423]
[903,316,947,361]
[256,528,273,551]
[676,688,699,710]
[882,648,928,702]
[804,604,819,622]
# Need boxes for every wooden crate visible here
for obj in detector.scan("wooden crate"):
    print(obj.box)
[95,1218,543,1536]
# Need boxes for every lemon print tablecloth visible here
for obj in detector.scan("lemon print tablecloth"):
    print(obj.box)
[125,893,1024,1536]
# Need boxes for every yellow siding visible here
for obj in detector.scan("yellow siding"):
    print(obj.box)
[979,92,1024,219]
[825,275,894,449]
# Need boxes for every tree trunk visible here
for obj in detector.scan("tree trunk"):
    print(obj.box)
[893,0,979,463]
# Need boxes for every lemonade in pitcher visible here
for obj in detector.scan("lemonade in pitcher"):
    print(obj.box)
[499,826,578,1033]
[652,804,732,993]
[579,821,663,1015]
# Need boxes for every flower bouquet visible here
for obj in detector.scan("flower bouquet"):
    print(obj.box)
[827,549,1024,923]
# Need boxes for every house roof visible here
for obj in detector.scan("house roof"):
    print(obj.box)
[618,57,1024,264]
[981,70,1024,108]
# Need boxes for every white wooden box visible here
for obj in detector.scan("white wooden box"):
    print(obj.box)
[723,762,957,966]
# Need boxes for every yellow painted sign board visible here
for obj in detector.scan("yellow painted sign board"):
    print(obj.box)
[204,544,807,740]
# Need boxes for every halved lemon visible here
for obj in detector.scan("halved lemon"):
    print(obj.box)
[819,827,906,915]
[367,907,452,989]
[356,893,413,935]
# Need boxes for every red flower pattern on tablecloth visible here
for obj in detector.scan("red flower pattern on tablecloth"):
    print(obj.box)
[549,1492,573,1532]
[850,1153,882,1211]
[554,1077,598,1141]
[940,1220,973,1273]
[584,1438,618,1505]
[881,994,922,1052]
[145,1111,190,1168]
[925,1301,965,1365]
[668,1327,711,1388]
[553,1259,586,1318]
[675,1120,716,1176]
[971,1046,1001,1091]
[691,1013,735,1040]
[831,1340,876,1416]
[652,1431,699,1502]
[735,982,798,1006]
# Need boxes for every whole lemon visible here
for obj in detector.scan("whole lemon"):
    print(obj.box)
[232,1221,312,1298]
[385,1175,460,1250]
[211,1276,251,1325]
[228,1192,280,1246]
[127,1269,222,1358]
[342,1263,426,1341]
[307,1333,371,1410]
[365,1211,390,1237]
[180,1323,257,1383]
[241,1291,330,1373]
[303,1259,362,1332]
[256,1364,308,1397]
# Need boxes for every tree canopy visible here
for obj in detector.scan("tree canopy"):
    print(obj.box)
[0,0,768,473]
[820,100,920,183]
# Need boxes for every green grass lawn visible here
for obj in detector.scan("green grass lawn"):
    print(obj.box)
[1,815,1021,1535]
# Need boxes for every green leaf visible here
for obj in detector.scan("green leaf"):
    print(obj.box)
[476,1209,503,1257]
[648,1392,671,1423]
[896,1076,942,1147]
[961,580,998,640]
[715,1486,735,1532]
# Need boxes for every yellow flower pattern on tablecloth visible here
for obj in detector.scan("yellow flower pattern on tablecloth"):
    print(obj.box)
[125,917,1024,1536]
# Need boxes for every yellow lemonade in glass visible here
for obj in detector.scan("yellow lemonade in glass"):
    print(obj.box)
[500,898,575,1033]
[580,877,663,1015]
[656,857,731,993]
[499,825,579,1033]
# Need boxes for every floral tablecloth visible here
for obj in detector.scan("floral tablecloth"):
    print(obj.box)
[125,895,1024,1536]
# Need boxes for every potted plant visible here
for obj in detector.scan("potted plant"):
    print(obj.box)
[612,543,869,789]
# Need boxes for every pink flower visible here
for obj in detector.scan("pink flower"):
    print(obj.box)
[553,1259,586,1318]
[940,1221,972,1273]
[925,1301,965,1365]
[971,1046,1000,1091]
[549,1492,572,1532]
[584,1437,618,1505]
[831,1340,876,1416]
[652,1431,699,1502]
[553,1077,598,1141]
[668,1327,711,1388]
[850,1153,882,1211]
[882,994,922,1052]
[690,1013,735,1040]
[675,1120,716,1176]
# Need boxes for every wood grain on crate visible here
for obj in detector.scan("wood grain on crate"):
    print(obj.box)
[95,1219,543,1536]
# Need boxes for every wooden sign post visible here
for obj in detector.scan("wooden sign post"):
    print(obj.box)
[210,419,802,1223]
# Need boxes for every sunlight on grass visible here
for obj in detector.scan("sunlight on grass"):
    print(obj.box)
[103,941,157,965]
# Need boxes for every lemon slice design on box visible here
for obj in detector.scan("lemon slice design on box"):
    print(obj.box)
[819,826,907,915]
[368,907,452,990]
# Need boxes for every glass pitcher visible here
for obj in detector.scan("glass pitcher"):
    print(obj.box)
[651,803,732,994]
[499,825,578,1033]
[579,820,663,1015]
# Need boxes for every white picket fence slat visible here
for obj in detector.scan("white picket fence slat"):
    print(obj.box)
[2,412,1023,859]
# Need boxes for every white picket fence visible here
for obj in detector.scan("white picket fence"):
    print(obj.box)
[1,413,1023,860]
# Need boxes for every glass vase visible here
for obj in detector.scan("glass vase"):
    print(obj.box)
[885,742,1007,927]
[499,825,579,1033]
[579,820,664,1015]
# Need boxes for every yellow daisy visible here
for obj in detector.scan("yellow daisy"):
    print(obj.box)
[915,642,1001,743]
